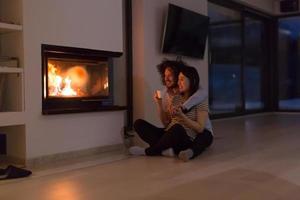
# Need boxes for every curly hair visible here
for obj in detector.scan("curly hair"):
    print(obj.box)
[156,59,186,86]
[179,66,200,97]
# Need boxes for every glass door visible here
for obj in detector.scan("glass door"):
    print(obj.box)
[243,15,267,111]
[208,2,268,117]
[208,2,243,115]
[277,16,300,110]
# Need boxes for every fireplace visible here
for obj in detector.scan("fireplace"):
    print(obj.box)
[42,44,123,114]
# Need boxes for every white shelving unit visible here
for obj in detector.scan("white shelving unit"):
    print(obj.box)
[0,0,24,114]
[0,112,25,127]
[0,0,26,164]
[0,66,23,73]
[0,22,22,34]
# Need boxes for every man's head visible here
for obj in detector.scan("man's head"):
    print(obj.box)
[157,59,186,89]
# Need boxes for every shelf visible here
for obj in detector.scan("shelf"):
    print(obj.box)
[0,22,22,34]
[0,67,23,73]
[0,112,25,126]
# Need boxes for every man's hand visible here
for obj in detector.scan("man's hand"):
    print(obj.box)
[153,92,162,105]
[153,91,170,127]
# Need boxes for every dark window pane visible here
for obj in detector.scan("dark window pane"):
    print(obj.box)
[244,18,265,110]
[278,17,300,110]
[209,3,242,114]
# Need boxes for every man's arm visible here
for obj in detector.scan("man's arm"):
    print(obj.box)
[182,88,208,111]
[154,92,170,127]
[156,101,171,127]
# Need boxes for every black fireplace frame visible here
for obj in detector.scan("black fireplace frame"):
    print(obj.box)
[42,44,126,114]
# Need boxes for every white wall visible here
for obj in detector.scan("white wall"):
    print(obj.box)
[22,0,125,159]
[132,0,208,126]
[132,0,275,128]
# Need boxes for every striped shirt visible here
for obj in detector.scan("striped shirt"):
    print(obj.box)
[166,95,213,140]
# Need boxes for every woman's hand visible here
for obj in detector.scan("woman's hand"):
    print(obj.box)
[170,106,187,124]
[170,105,178,116]
[172,106,183,117]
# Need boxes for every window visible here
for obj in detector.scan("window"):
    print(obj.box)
[208,1,269,117]
[278,16,300,110]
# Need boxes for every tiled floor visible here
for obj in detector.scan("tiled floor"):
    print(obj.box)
[1,113,300,200]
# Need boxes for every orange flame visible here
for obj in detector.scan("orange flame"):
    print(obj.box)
[104,82,109,90]
[61,76,77,96]
[48,62,86,97]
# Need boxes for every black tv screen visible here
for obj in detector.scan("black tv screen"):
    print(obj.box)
[162,4,209,59]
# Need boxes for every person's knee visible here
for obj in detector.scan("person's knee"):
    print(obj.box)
[170,123,185,132]
[203,130,213,147]
[133,119,145,131]
[168,124,186,138]
[207,134,213,147]
[194,130,213,148]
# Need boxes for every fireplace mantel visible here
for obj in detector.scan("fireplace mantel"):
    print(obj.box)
[43,105,127,115]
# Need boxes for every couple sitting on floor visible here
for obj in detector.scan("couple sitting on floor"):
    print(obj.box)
[129,60,214,162]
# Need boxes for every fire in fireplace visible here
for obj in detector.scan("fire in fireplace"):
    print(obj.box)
[42,44,122,114]
[47,58,109,98]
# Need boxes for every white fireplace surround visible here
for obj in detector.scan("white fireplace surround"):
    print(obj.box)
[24,0,125,159]
[0,0,125,163]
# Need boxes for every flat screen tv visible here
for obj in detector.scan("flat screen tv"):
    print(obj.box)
[161,4,209,59]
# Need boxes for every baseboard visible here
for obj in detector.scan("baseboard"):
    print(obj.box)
[212,112,274,122]
[0,155,26,167]
[26,144,125,168]
[274,112,300,115]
